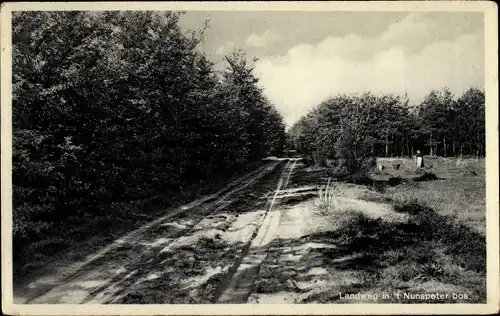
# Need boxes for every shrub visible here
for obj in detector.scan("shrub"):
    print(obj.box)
[314,178,339,214]
[394,200,485,272]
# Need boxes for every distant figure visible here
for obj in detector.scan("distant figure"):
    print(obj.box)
[416,150,424,168]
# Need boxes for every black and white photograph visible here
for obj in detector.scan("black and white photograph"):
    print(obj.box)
[1,1,498,315]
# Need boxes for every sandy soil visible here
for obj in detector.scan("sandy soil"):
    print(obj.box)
[15,160,282,304]
[17,158,475,304]
[246,187,406,304]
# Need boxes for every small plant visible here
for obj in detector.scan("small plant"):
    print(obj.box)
[417,261,445,281]
[314,178,339,215]
[463,168,478,176]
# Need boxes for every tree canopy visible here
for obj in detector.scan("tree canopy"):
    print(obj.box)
[12,11,286,240]
[289,88,485,167]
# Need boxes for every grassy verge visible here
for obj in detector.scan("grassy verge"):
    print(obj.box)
[383,175,485,235]
[369,157,485,234]
[302,160,486,303]
[305,201,485,303]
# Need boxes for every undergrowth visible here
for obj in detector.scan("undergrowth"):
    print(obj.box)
[306,199,486,303]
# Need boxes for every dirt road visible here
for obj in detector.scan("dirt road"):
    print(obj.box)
[15,159,300,304]
[15,158,412,304]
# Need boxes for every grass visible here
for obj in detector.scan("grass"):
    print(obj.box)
[382,167,485,235]
[314,178,340,215]
[302,157,486,303]
[305,204,485,303]
[365,156,485,234]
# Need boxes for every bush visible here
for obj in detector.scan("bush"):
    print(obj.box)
[413,172,439,182]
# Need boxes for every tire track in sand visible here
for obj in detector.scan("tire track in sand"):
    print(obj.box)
[215,158,299,303]
[22,161,281,304]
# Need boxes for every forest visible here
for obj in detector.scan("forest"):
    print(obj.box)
[288,88,485,170]
[11,11,485,274]
[12,11,286,258]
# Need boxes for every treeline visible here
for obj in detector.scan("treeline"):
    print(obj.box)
[289,88,485,167]
[13,12,285,241]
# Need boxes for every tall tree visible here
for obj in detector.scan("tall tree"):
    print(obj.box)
[12,11,286,247]
[418,88,455,156]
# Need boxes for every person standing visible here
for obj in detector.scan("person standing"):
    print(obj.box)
[416,150,424,168]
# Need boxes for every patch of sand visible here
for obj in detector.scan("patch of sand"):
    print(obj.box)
[333,197,409,223]
[224,210,266,243]
[248,291,298,304]
[277,203,311,239]
[160,220,191,229]
[139,237,173,248]
[246,179,412,304]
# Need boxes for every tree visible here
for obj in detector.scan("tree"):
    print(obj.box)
[289,87,485,164]
[12,11,286,258]
[454,88,485,157]
[418,88,455,156]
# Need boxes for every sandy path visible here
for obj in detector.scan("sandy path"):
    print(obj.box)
[99,160,298,304]
[18,161,281,304]
[245,173,409,304]
[216,159,299,303]
[17,160,412,305]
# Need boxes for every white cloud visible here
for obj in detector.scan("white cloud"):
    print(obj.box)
[254,15,484,127]
[380,12,432,47]
[245,29,281,47]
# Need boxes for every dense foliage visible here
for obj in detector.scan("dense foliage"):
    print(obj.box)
[289,88,485,168]
[12,11,285,241]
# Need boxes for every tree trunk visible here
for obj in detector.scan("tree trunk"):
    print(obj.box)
[477,130,480,158]
[443,137,447,157]
[429,134,434,156]
[385,137,389,157]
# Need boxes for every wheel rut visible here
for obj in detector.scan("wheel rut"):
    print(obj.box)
[23,161,282,304]
[215,159,299,303]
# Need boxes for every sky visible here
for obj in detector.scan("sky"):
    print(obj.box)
[179,11,485,127]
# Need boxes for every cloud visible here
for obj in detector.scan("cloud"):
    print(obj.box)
[380,12,482,53]
[215,41,235,56]
[380,12,433,48]
[254,14,484,127]
[245,29,280,47]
